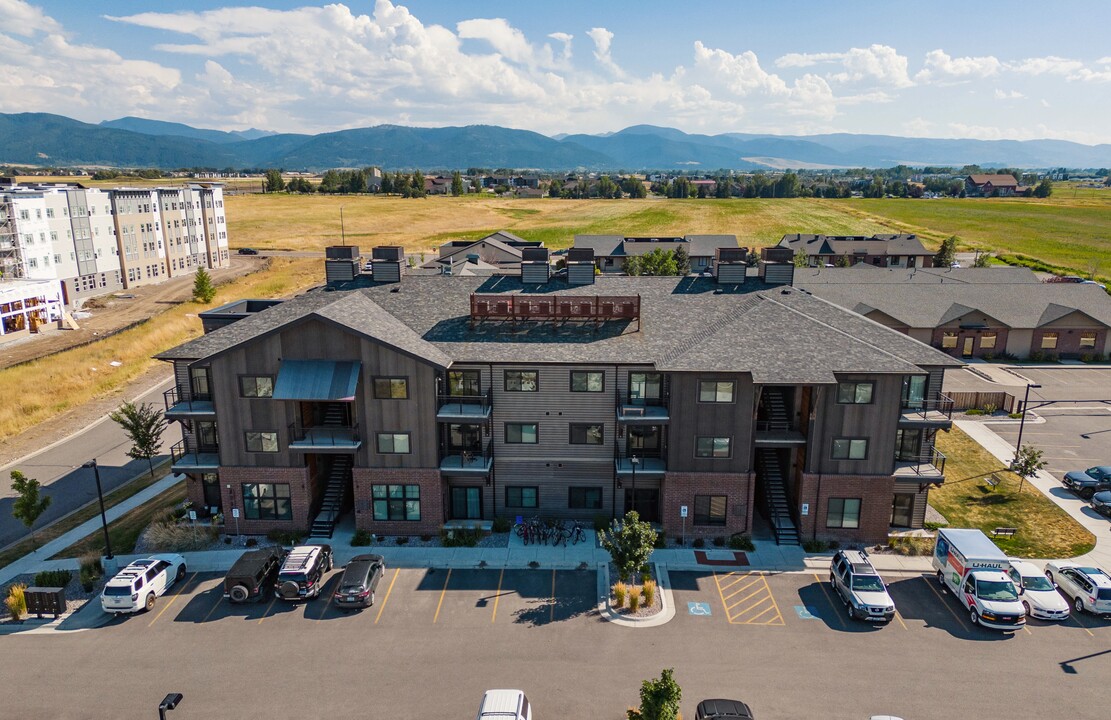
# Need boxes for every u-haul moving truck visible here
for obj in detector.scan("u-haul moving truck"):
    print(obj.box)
[932,528,1025,631]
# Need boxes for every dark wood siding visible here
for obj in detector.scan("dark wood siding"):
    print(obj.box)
[667,372,754,473]
[809,374,902,475]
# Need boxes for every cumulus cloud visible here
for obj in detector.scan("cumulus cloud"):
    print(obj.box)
[1008,55,1085,75]
[915,49,1001,83]
[993,89,1025,99]
[776,44,912,87]
[0,0,61,36]
[586,27,623,77]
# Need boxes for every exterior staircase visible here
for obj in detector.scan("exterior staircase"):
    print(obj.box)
[310,455,351,539]
[756,449,799,545]
[761,386,791,430]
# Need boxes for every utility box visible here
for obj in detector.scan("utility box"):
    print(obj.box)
[24,586,66,618]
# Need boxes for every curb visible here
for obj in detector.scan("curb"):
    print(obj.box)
[596,562,675,628]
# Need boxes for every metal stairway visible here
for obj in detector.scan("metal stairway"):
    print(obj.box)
[756,449,799,545]
[761,387,791,430]
[310,455,351,539]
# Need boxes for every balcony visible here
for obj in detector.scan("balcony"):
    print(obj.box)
[894,448,947,482]
[163,386,215,419]
[440,439,493,474]
[170,439,219,473]
[615,451,667,478]
[754,420,807,446]
[436,389,493,421]
[287,422,362,452]
[899,393,955,429]
[615,389,670,424]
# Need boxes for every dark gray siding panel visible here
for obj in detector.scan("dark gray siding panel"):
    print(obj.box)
[494,459,615,520]
[810,374,902,475]
[667,372,754,474]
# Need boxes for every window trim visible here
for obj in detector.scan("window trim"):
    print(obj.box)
[375,432,412,455]
[979,332,997,350]
[826,497,862,529]
[569,370,605,393]
[504,369,540,392]
[569,423,604,445]
[836,381,874,405]
[1040,332,1059,350]
[568,486,604,510]
[695,436,732,459]
[373,376,409,400]
[504,422,540,444]
[244,430,279,453]
[505,485,539,509]
[941,331,958,349]
[698,380,736,404]
[371,484,421,521]
[242,482,292,521]
[831,437,869,460]
[693,494,728,527]
[238,375,275,399]
[1079,332,1097,349]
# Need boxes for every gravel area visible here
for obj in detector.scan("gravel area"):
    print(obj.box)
[606,563,662,618]
[356,532,510,549]
[133,525,282,554]
[1,570,102,625]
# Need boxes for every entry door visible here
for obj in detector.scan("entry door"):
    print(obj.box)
[202,473,223,512]
[451,487,482,520]
[891,494,914,527]
[894,429,921,461]
[962,336,974,357]
[625,488,660,523]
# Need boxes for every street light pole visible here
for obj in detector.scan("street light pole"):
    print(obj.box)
[630,455,640,517]
[81,459,113,560]
[158,693,184,720]
[1013,383,1042,467]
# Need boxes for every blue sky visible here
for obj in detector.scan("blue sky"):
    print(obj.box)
[4,0,1110,142]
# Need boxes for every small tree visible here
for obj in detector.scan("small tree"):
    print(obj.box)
[793,249,809,268]
[263,168,285,193]
[450,170,464,197]
[1011,444,1048,492]
[109,402,168,478]
[672,245,690,275]
[11,470,51,549]
[835,253,851,268]
[1034,178,1053,198]
[192,266,216,304]
[973,252,992,268]
[600,510,657,582]
[627,668,682,720]
[934,236,958,267]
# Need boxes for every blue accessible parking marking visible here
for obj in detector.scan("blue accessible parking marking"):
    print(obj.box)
[794,605,821,620]
[688,602,712,616]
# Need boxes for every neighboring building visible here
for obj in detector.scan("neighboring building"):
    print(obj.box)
[794,267,1111,359]
[965,174,1020,197]
[420,231,543,275]
[574,235,739,274]
[157,254,961,546]
[157,185,230,279]
[0,278,64,343]
[775,233,934,268]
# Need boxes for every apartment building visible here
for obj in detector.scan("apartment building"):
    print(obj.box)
[158,250,960,545]
[157,185,230,278]
[775,234,934,268]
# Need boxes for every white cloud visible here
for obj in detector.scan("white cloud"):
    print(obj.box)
[0,0,62,37]
[586,27,623,77]
[1008,56,1084,75]
[776,44,912,87]
[993,89,1025,99]
[902,117,934,137]
[915,49,1001,83]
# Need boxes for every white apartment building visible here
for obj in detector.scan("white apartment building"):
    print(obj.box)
[157,185,230,278]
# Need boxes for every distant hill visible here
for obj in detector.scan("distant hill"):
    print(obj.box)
[4,112,1111,170]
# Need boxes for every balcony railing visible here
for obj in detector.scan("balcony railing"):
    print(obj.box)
[615,445,667,476]
[615,389,670,423]
[900,393,955,423]
[170,439,219,471]
[436,388,493,421]
[894,448,947,478]
[163,386,215,417]
[287,422,361,451]
[440,438,493,473]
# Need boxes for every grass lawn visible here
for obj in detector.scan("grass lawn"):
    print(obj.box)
[54,480,187,559]
[932,426,1095,559]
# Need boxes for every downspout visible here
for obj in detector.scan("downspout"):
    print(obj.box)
[488,362,495,522]
[612,363,620,521]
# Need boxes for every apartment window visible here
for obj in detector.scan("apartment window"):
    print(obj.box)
[827,498,861,529]
[245,431,279,453]
[699,380,735,403]
[505,369,539,392]
[569,486,603,510]
[694,495,727,526]
[831,438,868,460]
[505,486,539,509]
[1041,332,1059,350]
[980,332,997,350]
[46,208,54,218]
[238,376,274,398]
[570,370,604,392]
[942,332,958,349]
[373,377,409,399]
[1080,332,1097,349]
[242,483,292,521]
[447,369,480,396]
[837,382,873,404]
[695,436,731,458]
[372,484,420,521]
[376,433,411,454]
[505,423,539,444]
[569,423,604,445]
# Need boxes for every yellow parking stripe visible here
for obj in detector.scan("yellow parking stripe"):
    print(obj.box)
[762,575,786,625]
[893,608,908,630]
[722,577,763,601]
[715,573,746,593]
[725,586,768,611]
[148,572,197,627]
[374,568,399,624]
[257,596,277,624]
[202,597,223,623]
[550,570,556,623]
[491,569,504,624]
[713,571,784,625]
[920,576,969,628]
[433,569,452,624]
[1071,612,1096,637]
[815,573,847,630]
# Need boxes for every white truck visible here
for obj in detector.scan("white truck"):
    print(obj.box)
[932,528,1025,631]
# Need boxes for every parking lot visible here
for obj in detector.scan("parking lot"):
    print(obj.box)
[5,564,1111,719]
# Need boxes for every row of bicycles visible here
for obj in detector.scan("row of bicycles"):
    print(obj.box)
[514,516,588,546]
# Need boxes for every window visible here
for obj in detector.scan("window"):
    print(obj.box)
[942,331,958,349]
[570,371,604,392]
[695,436,731,458]
[569,486,603,510]
[699,381,735,403]
[372,484,420,521]
[239,376,274,398]
[373,377,408,399]
[827,498,861,529]
[505,423,539,444]
[376,433,411,454]
[837,382,873,404]
[629,372,662,403]
[505,486,539,509]
[242,483,292,520]
[505,370,539,392]
[245,431,278,453]
[831,438,868,460]
[1080,332,1097,349]
[980,332,997,350]
[447,369,480,396]
[569,423,604,445]
[1041,332,1058,349]
[694,495,727,526]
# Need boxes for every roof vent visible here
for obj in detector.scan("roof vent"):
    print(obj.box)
[371,245,404,283]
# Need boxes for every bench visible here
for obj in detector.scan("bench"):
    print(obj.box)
[991,527,1018,538]
[984,473,1002,490]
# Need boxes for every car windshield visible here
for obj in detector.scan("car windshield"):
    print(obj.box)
[1021,576,1053,592]
[103,585,132,596]
[340,566,370,590]
[977,580,1019,601]
[851,575,885,592]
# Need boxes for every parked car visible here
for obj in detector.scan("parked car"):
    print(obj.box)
[1045,562,1111,616]
[223,548,284,603]
[333,554,385,610]
[237,247,259,255]
[475,690,531,720]
[1006,559,1069,620]
[1090,490,1111,518]
[829,549,896,624]
[100,554,187,615]
[274,544,333,601]
[694,699,755,719]
[1062,466,1111,499]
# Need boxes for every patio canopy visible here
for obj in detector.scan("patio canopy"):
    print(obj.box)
[272,360,361,401]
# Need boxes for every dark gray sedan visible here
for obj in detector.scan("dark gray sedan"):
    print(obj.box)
[332,554,385,610]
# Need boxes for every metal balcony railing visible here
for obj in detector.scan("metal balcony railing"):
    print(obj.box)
[436,388,493,418]
[440,439,493,472]
[287,422,361,448]
[896,448,947,476]
[901,393,955,421]
[163,386,215,414]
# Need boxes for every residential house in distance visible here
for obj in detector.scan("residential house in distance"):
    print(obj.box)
[775,233,934,268]
[157,248,961,546]
[574,234,739,274]
[420,231,543,275]
[965,174,1021,197]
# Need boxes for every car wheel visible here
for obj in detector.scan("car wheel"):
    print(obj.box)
[845,600,854,620]
[176,564,187,583]
[936,570,947,591]
[145,594,156,612]
[829,573,836,585]
[1081,489,1095,500]
[1074,596,1085,614]
[326,557,334,572]
[369,591,376,606]
[1022,601,1032,617]
[229,585,250,603]
[969,608,979,626]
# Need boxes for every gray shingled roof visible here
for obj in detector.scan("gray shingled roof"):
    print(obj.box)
[794,266,1040,285]
[779,233,930,257]
[574,235,739,259]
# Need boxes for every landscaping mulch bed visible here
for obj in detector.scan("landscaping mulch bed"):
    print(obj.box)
[607,563,662,618]
[1,571,102,626]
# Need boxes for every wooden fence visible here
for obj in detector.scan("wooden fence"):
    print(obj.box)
[946,391,1015,413]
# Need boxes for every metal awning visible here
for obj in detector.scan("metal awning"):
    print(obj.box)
[272,360,361,401]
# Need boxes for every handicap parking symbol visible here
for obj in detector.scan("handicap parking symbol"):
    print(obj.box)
[794,605,821,620]
[688,601,712,616]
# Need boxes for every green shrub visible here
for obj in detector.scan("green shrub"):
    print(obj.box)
[34,570,72,588]
[728,534,755,551]
[6,583,27,621]
[396,535,409,545]
[491,516,512,534]
[923,521,948,531]
[145,521,218,552]
[78,555,103,592]
[612,581,627,608]
[351,529,373,547]
[642,579,657,606]
[266,529,304,546]
[712,536,726,547]
[653,531,667,549]
[420,534,433,542]
[888,537,934,556]
[628,586,642,612]
[245,538,258,547]
[802,539,829,553]
[1008,412,1023,419]
[981,403,997,414]
[965,408,985,416]
[440,528,480,548]
[692,537,705,549]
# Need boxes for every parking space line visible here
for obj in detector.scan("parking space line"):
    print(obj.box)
[491,569,504,624]
[713,572,784,625]
[763,576,786,625]
[725,586,767,611]
[257,596,277,624]
[148,572,198,627]
[892,608,908,630]
[202,597,223,623]
[814,573,847,629]
[550,570,556,624]
[432,569,452,624]
[1072,613,1096,637]
[722,577,763,602]
[374,568,399,624]
[920,576,969,629]
[716,573,747,593]
[746,604,777,624]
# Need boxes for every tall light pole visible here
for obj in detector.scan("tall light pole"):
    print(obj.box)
[630,455,640,516]
[1013,383,1042,467]
[81,459,113,561]
[339,205,346,246]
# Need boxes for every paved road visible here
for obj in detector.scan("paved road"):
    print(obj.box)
[0,375,180,548]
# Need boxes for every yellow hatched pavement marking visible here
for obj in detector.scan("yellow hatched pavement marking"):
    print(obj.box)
[149,572,198,627]
[714,571,784,625]
[721,577,763,602]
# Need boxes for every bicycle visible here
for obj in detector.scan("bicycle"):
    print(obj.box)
[569,521,586,546]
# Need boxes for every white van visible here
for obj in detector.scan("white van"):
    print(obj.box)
[476,690,532,720]
[932,529,1025,631]
[101,554,187,614]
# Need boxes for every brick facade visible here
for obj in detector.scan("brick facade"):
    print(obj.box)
[661,472,755,539]
[184,474,207,512]
[352,468,444,536]
[796,473,895,545]
[219,466,311,535]
[1032,327,1107,358]
[931,326,1009,359]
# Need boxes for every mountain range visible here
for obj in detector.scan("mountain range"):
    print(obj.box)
[2,112,1110,171]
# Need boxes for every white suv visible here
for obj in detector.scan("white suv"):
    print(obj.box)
[101,554,187,615]
[1045,562,1111,616]
[829,549,896,624]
